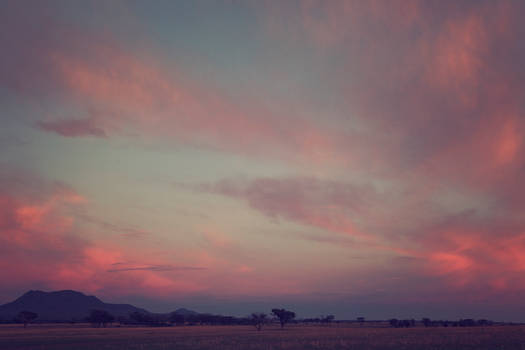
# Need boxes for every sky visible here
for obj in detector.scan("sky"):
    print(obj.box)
[1,0,525,321]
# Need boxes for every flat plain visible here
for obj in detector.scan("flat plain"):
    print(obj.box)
[2,324,525,350]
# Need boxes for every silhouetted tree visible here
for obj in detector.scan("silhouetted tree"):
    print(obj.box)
[459,319,476,327]
[116,316,127,326]
[128,311,169,326]
[251,313,268,331]
[389,318,398,327]
[322,315,335,324]
[271,308,295,328]
[357,317,365,326]
[17,311,38,328]
[477,319,492,326]
[87,310,114,327]
[422,318,431,327]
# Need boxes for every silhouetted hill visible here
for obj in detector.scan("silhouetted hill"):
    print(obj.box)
[0,290,148,321]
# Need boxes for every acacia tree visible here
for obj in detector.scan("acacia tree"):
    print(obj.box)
[271,308,295,328]
[17,311,38,328]
[251,313,268,331]
[87,310,114,328]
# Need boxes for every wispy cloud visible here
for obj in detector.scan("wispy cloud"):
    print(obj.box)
[77,214,151,240]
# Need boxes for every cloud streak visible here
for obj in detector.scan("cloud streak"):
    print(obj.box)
[107,264,207,273]
[36,117,106,138]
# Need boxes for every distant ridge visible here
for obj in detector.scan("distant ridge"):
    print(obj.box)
[0,290,149,321]
[172,307,199,316]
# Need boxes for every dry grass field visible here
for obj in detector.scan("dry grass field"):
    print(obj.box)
[1,324,525,350]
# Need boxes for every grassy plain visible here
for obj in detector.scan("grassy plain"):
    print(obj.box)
[1,323,525,350]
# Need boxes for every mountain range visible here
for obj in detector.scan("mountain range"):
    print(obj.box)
[0,290,196,321]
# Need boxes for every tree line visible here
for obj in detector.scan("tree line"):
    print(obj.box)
[389,318,494,328]
[8,309,502,330]
[84,308,297,330]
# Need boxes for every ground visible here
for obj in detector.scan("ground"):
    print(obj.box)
[1,324,525,350]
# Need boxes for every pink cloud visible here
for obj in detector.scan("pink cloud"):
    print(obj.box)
[0,171,212,298]
[494,118,521,166]
[195,174,525,299]
[264,0,525,183]
[25,40,358,165]
[0,7,376,167]
[201,177,374,240]
[302,0,421,47]
[0,170,317,300]
[419,226,525,296]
